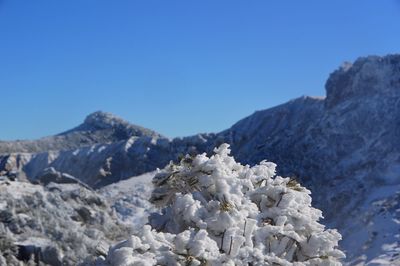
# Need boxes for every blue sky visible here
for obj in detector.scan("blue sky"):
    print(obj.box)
[1,0,399,140]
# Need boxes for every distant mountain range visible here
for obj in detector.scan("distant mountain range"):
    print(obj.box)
[1,54,400,264]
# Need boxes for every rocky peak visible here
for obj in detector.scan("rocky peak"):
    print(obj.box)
[81,111,161,139]
[325,54,400,108]
[83,111,130,130]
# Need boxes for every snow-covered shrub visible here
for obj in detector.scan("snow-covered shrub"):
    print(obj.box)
[100,144,345,265]
[0,181,133,266]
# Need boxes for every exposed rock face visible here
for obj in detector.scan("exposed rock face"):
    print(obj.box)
[36,167,91,189]
[325,55,400,108]
[0,54,400,264]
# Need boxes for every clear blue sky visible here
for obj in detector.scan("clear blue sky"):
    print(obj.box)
[1,0,399,140]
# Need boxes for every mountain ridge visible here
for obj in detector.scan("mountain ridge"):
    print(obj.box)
[0,111,161,154]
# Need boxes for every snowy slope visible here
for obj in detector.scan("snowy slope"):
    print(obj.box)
[99,171,156,228]
[342,184,400,265]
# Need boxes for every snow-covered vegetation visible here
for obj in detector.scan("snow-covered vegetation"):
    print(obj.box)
[0,181,132,265]
[97,144,344,265]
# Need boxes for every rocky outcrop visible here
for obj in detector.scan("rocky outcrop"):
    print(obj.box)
[62,111,161,139]
[35,167,92,189]
[325,55,400,108]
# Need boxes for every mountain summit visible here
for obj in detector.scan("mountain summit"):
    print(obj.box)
[325,54,400,108]
[63,111,160,139]
[0,111,161,154]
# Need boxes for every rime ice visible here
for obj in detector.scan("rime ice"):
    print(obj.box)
[98,144,345,265]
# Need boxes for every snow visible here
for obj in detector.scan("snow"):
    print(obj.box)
[97,144,344,265]
[100,171,156,228]
[339,183,400,265]
[124,137,137,152]
[98,145,106,153]
[0,180,133,265]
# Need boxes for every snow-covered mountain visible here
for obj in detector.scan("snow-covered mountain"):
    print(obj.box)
[1,54,400,264]
[0,111,161,155]
[220,55,400,265]
[0,111,212,188]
